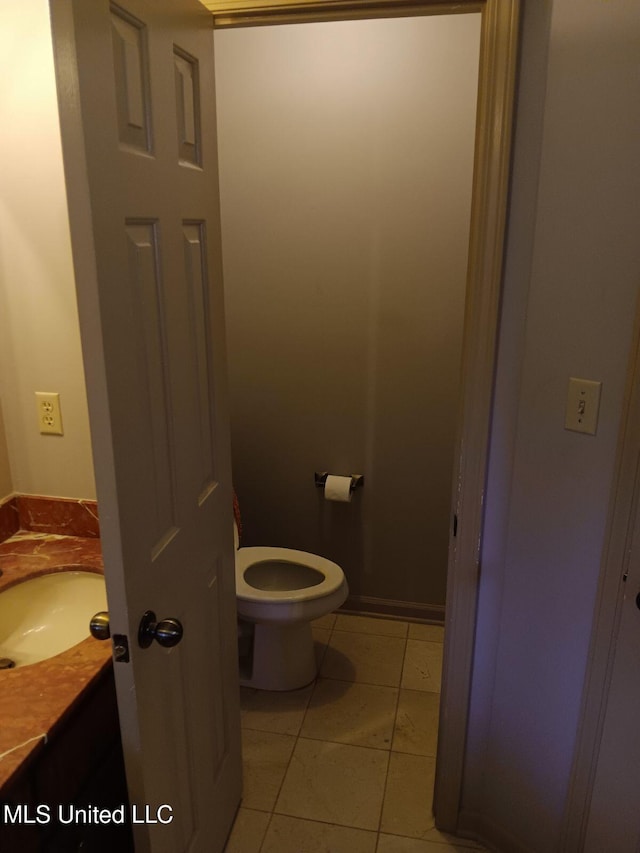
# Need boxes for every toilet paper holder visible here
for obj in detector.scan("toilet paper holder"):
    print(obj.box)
[314,472,364,492]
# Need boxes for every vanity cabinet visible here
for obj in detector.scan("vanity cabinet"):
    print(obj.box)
[0,666,133,852]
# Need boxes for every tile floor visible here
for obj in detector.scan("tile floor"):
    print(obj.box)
[225,613,486,853]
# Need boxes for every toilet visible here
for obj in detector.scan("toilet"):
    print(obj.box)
[234,523,348,690]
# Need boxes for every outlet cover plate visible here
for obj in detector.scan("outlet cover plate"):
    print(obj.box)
[36,391,63,435]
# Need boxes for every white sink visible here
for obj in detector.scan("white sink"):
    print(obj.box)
[0,571,108,668]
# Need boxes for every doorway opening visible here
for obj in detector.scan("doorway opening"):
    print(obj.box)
[210,0,519,834]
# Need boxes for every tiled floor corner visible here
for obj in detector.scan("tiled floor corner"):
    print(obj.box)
[226,612,486,852]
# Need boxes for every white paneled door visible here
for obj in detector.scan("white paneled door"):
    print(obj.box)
[50,1,241,851]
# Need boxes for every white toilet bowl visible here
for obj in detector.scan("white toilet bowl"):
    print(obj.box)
[235,526,348,690]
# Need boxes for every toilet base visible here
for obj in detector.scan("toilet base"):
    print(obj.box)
[240,620,317,691]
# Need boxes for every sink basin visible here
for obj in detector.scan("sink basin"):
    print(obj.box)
[0,571,107,668]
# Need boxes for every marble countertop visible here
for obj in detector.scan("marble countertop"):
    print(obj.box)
[0,531,112,793]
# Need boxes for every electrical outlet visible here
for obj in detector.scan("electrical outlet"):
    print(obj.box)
[565,378,601,435]
[35,392,63,435]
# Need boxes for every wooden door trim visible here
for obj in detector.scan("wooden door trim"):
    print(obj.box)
[207,0,482,27]
[434,0,519,831]
[208,0,520,833]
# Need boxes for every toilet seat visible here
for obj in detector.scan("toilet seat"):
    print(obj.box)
[236,546,345,603]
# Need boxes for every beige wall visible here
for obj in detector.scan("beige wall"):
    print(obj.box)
[0,405,12,500]
[0,0,95,501]
[215,14,481,609]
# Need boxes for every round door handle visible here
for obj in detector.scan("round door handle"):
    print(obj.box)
[138,610,183,649]
[90,611,111,641]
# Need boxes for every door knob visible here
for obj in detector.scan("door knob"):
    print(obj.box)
[89,612,129,662]
[90,611,111,640]
[138,610,183,649]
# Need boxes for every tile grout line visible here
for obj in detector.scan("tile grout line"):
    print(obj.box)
[256,810,275,853]
[240,728,439,759]
[257,622,328,850]
[300,676,432,691]
[256,807,391,846]
[255,692,310,852]
[264,615,371,840]
[248,626,325,852]
[375,628,409,846]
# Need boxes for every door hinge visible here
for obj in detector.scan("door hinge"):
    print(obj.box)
[112,634,130,663]
[453,514,458,537]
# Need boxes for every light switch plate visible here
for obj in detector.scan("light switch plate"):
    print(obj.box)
[565,378,601,435]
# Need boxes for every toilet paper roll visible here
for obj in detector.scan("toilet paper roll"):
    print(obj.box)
[324,474,352,503]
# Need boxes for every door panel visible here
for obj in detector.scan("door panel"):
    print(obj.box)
[50,1,241,851]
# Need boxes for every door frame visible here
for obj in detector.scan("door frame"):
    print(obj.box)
[560,295,640,849]
[208,0,520,832]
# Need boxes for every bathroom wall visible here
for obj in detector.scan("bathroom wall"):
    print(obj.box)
[215,14,481,613]
[461,0,640,850]
[0,0,96,501]
[0,409,12,500]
